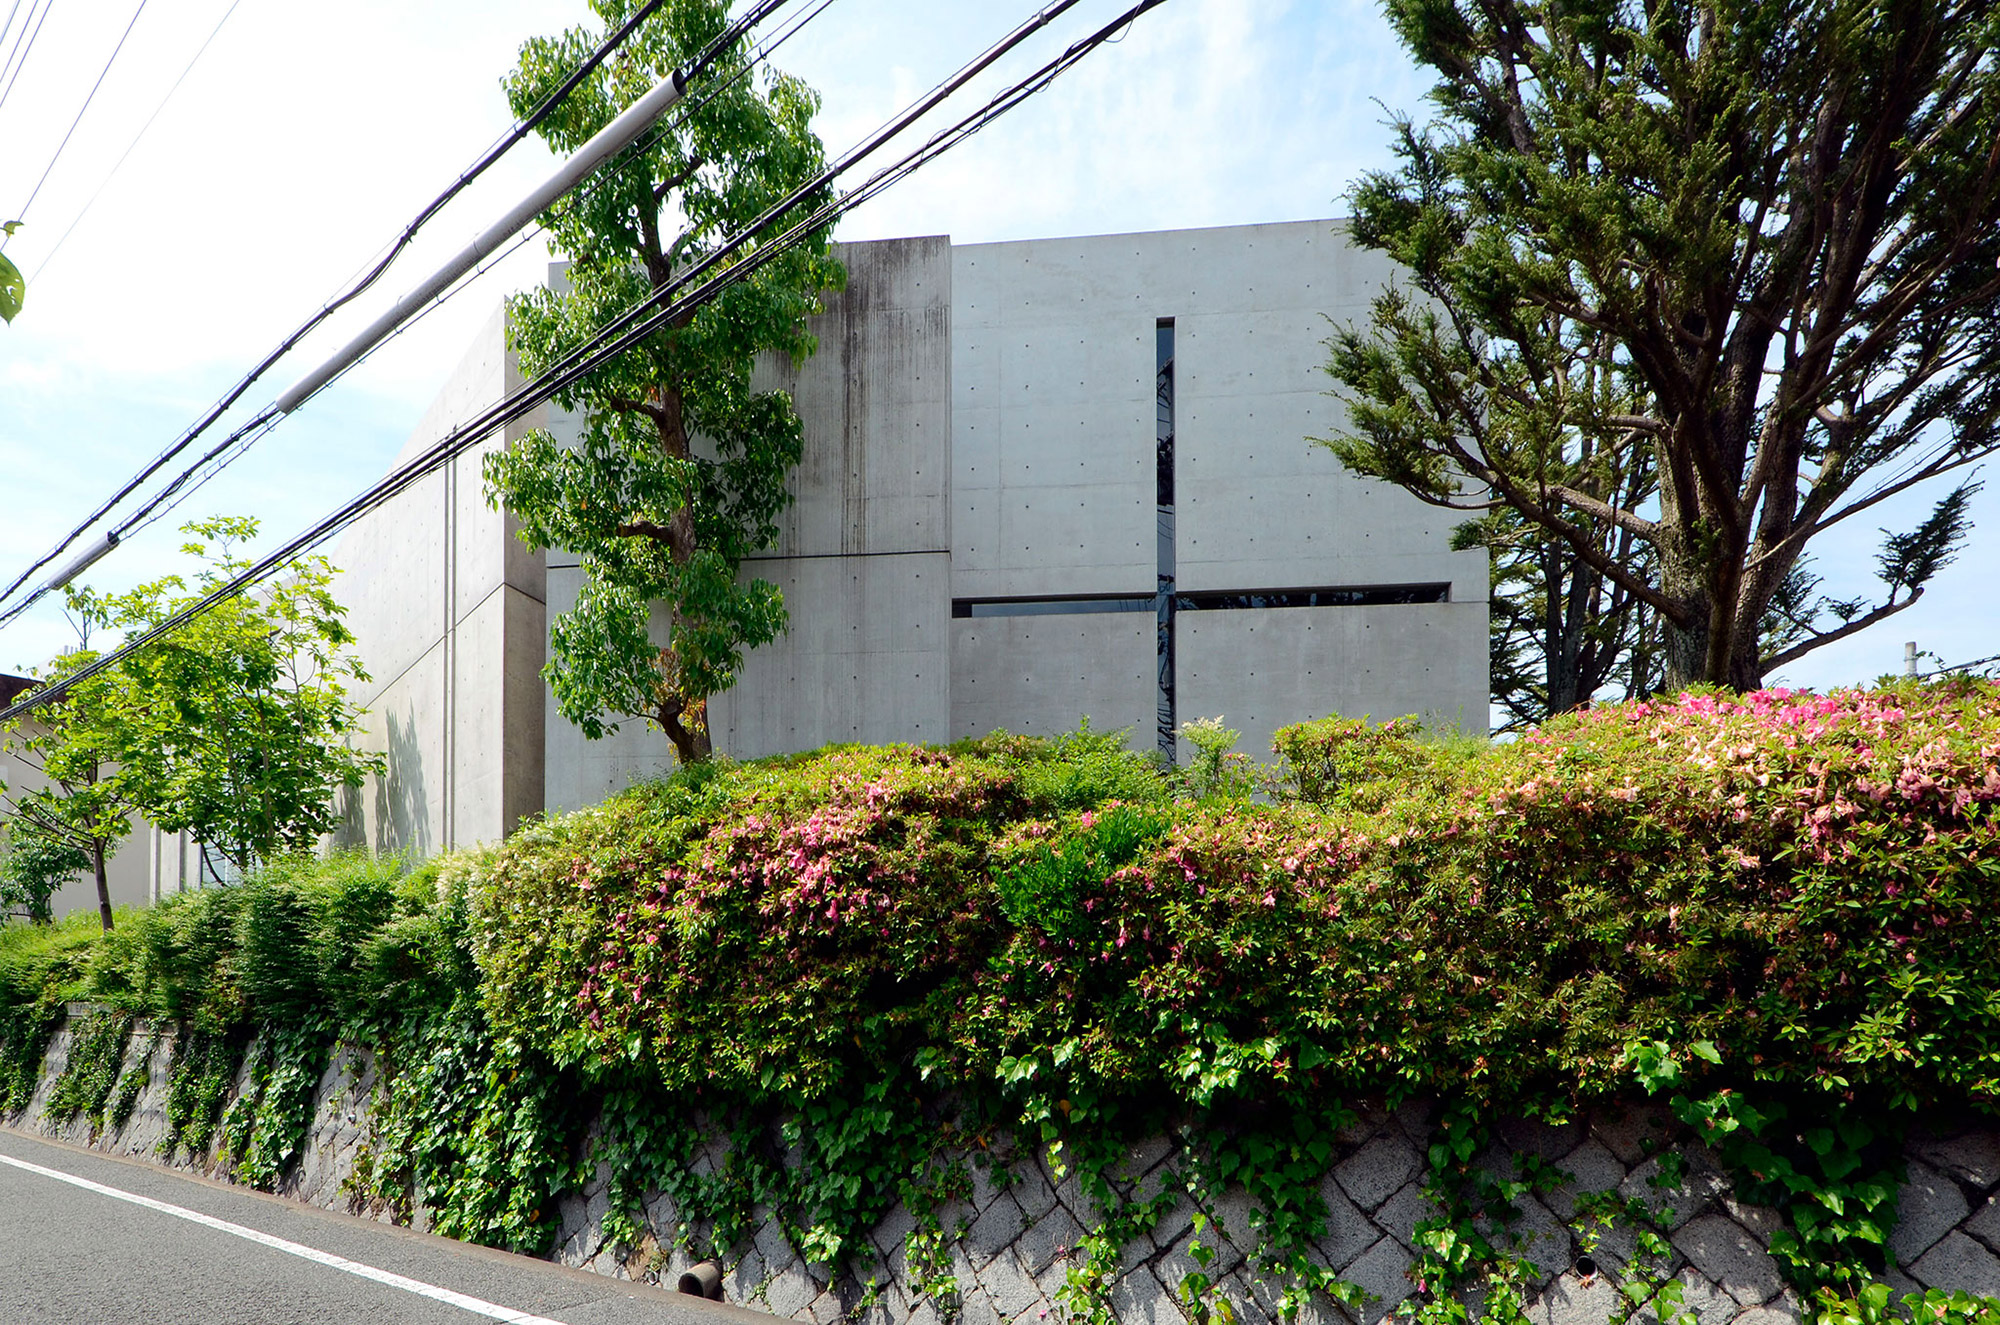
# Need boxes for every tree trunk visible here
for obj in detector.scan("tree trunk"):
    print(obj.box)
[659,697,712,766]
[92,841,112,932]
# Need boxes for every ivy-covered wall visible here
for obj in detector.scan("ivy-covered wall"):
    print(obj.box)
[10,1010,2000,1324]
[5,682,2000,1324]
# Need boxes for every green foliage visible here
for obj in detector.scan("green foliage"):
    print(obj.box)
[89,517,382,875]
[1271,713,1474,813]
[161,1029,246,1157]
[1176,716,1254,801]
[0,518,380,927]
[1323,0,2000,692]
[45,1010,132,1126]
[3,683,1999,1315]
[484,0,844,765]
[0,221,23,324]
[0,820,89,924]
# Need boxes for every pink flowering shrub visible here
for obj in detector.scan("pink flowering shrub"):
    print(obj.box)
[468,679,2000,1120]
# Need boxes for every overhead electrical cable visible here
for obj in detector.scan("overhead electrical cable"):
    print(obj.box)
[4,0,149,239]
[0,0,55,122]
[17,0,837,576]
[28,0,244,284]
[0,0,25,64]
[0,0,796,627]
[0,0,1176,726]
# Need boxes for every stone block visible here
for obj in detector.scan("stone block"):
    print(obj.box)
[1316,1180,1383,1272]
[1592,1103,1675,1167]
[1528,1268,1624,1325]
[1891,1160,1971,1267]
[1018,1202,1086,1276]
[1719,1199,1786,1242]
[1673,1212,1785,1306]
[756,1217,798,1272]
[1337,1132,1424,1212]
[1375,1180,1444,1252]
[1396,1098,1438,1145]
[870,1202,917,1262]
[1911,1232,2000,1298]
[727,1248,771,1303]
[1912,1133,2000,1191]
[1153,1234,1247,1307]
[1732,1306,1793,1325]
[1643,1265,1739,1325]
[1338,1106,1393,1148]
[1012,1161,1060,1224]
[1548,1138,1632,1224]
[1504,1194,1575,1288]
[1500,1116,1587,1166]
[1207,1184,1264,1258]
[965,1191,1027,1270]
[978,1247,1048,1321]
[1621,1147,1728,1230]
[1105,1263,1180,1325]
[1343,1235,1416,1325]
[1965,1194,2000,1254]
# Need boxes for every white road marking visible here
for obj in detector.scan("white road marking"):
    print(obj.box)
[0,1151,568,1325]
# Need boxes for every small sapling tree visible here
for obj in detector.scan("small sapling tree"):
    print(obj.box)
[0,518,380,925]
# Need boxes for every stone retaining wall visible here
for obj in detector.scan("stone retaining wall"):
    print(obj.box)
[12,1013,2000,1324]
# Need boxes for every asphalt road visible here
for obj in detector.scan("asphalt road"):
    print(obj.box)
[0,1127,770,1325]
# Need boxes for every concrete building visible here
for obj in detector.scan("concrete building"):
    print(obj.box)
[330,219,1488,855]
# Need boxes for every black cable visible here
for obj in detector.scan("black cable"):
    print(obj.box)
[0,0,25,67]
[28,0,244,284]
[68,0,835,559]
[0,0,777,621]
[0,0,1171,725]
[0,0,54,124]
[4,0,148,236]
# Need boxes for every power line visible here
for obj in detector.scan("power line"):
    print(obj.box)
[0,1,26,65]
[28,0,244,284]
[118,0,840,545]
[0,0,1176,727]
[0,0,779,626]
[4,0,148,237]
[0,0,832,608]
[0,0,54,125]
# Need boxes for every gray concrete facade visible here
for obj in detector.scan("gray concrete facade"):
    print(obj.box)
[332,220,1488,851]
[329,306,548,854]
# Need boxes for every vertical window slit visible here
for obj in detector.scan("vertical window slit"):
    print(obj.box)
[1156,318,1176,763]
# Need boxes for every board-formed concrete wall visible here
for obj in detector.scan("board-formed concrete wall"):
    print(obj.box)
[329,304,549,855]
[949,221,1489,762]
[16,1011,2000,1325]
[542,236,956,815]
[329,221,1491,854]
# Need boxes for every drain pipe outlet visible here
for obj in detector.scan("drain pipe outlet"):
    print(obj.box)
[677,1260,725,1300]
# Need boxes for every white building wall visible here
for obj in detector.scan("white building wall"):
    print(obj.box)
[949,220,1488,754]
[329,305,548,856]
[543,236,955,813]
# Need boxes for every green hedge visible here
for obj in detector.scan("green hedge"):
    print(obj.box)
[1,682,1996,1320]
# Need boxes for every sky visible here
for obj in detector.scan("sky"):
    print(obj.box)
[0,0,1991,695]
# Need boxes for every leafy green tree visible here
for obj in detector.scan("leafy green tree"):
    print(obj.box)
[483,0,844,765]
[0,809,90,924]
[1321,0,2000,694]
[0,518,381,926]
[1,622,157,930]
[114,518,383,876]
